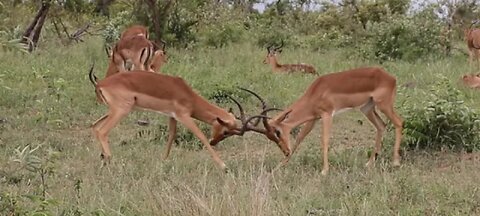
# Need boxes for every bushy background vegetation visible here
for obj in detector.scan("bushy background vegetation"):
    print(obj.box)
[2,0,480,215]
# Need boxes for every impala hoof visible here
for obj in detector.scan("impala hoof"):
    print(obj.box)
[393,160,401,167]
[100,153,111,166]
[321,169,329,176]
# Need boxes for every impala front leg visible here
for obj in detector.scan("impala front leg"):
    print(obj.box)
[176,115,227,171]
[93,108,130,165]
[320,113,332,176]
[280,120,316,165]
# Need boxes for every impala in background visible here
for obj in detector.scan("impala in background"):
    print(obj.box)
[263,41,317,74]
[104,25,157,77]
[465,20,480,67]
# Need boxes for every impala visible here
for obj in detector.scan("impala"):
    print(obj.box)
[120,25,149,39]
[148,41,168,73]
[111,35,154,73]
[105,39,167,77]
[88,64,260,170]
[465,21,480,67]
[461,73,480,89]
[245,67,403,175]
[264,41,317,74]
[104,25,149,59]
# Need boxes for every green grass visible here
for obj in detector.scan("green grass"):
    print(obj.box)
[1,38,480,215]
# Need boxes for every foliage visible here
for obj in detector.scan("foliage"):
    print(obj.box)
[102,10,131,46]
[0,27,28,53]
[402,78,480,152]
[0,145,61,215]
[358,13,444,61]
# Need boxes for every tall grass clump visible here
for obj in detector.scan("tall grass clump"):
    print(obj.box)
[402,77,480,152]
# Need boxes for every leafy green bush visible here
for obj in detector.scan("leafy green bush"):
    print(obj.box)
[102,11,131,46]
[402,78,480,152]
[359,14,443,61]
[203,24,243,48]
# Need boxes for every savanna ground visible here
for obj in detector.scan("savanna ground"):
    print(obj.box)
[1,38,480,215]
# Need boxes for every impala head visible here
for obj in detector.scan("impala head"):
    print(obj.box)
[207,88,288,152]
[209,112,240,145]
[465,20,479,40]
[260,111,292,156]
[149,40,168,72]
[461,73,480,88]
[263,41,284,64]
[227,88,291,156]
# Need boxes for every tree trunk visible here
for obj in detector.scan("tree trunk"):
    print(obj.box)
[94,0,115,17]
[21,1,51,52]
[144,0,173,44]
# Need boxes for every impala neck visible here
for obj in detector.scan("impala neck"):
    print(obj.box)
[105,59,119,78]
[192,96,231,125]
[279,100,315,128]
[269,57,282,70]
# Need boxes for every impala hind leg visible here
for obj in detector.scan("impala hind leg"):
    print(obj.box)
[361,107,386,167]
[320,113,333,176]
[163,117,177,160]
[93,108,131,164]
[176,115,227,171]
[376,102,403,167]
[92,114,109,129]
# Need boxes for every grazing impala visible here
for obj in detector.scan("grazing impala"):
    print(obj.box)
[111,35,154,73]
[244,67,403,175]
[465,21,480,67]
[104,25,155,77]
[88,64,261,170]
[263,41,317,74]
[105,40,167,77]
[104,25,149,59]
[120,25,149,39]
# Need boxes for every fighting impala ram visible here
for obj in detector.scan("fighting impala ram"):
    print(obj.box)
[263,41,317,74]
[239,67,403,175]
[88,65,261,171]
[465,20,480,67]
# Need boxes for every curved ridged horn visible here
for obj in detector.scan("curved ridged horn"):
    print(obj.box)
[88,63,98,86]
[274,40,284,51]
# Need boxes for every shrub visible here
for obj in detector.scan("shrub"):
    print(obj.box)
[203,23,243,48]
[402,78,480,152]
[359,14,443,62]
[102,11,131,46]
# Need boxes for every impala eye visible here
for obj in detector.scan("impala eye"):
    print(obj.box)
[275,129,281,138]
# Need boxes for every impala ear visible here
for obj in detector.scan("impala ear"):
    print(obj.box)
[217,117,230,127]
[276,110,292,123]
